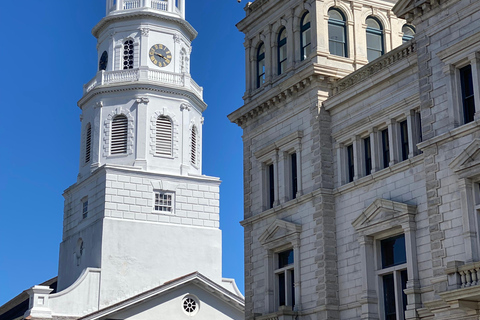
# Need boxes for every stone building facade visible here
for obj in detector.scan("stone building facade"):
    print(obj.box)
[229,0,480,319]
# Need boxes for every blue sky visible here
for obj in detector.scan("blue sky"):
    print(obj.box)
[0,0,246,305]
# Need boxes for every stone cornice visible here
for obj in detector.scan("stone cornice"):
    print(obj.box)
[393,0,451,23]
[331,40,417,96]
[78,83,207,113]
[228,74,323,128]
[92,10,197,40]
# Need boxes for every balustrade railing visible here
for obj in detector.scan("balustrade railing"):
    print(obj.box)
[108,0,174,13]
[83,69,203,99]
[446,261,480,290]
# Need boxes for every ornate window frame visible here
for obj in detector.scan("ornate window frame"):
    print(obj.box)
[150,109,179,159]
[103,107,134,157]
[258,219,302,313]
[352,199,421,320]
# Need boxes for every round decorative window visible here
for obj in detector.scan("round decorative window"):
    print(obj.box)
[182,295,199,316]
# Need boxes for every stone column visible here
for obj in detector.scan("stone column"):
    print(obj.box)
[459,178,478,262]
[244,39,253,95]
[264,27,273,84]
[278,151,287,203]
[353,136,360,180]
[358,236,379,320]
[134,98,149,170]
[406,112,415,159]
[370,129,379,173]
[352,3,368,65]
[293,243,301,311]
[273,149,280,207]
[388,120,398,166]
[403,221,422,320]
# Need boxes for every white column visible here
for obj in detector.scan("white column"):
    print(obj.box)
[179,0,185,18]
[370,129,379,173]
[407,112,415,159]
[273,150,280,207]
[388,120,398,166]
[167,0,173,12]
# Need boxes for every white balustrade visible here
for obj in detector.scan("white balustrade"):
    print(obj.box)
[151,0,168,11]
[84,69,202,99]
[123,0,141,10]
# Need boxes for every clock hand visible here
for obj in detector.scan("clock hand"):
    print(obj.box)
[155,53,165,59]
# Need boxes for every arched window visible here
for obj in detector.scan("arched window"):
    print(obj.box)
[85,123,92,164]
[402,24,415,43]
[300,12,311,61]
[257,42,266,88]
[328,8,348,57]
[111,115,128,155]
[366,17,384,62]
[156,116,173,156]
[123,39,134,69]
[278,27,287,75]
[191,125,198,166]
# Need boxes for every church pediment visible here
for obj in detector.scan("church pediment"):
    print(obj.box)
[78,272,244,320]
[352,199,416,235]
[449,139,480,178]
[258,219,302,248]
[392,0,431,21]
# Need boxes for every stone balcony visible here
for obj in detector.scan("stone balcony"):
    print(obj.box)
[83,68,203,99]
[106,0,185,18]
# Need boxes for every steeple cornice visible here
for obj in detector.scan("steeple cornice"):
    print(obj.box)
[92,10,197,40]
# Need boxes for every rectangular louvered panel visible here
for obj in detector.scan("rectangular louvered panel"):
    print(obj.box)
[191,127,197,165]
[111,116,128,154]
[85,125,92,163]
[156,117,172,156]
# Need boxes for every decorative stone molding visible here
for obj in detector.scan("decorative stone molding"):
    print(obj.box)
[136,97,150,104]
[139,27,149,37]
[95,101,104,108]
[149,108,179,158]
[332,40,416,96]
[180,103,192,111]
[103,107,135,157]
[173,34,181,43]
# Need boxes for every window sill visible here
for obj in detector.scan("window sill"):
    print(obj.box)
[255,307,296,320]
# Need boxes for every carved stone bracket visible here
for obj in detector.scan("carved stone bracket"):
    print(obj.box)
[136,97,150,104]
[95,101,104,108]
[180,103,191,111]
[140,28,149,37]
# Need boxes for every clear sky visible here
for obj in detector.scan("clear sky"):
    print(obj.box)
[0,0,246,305]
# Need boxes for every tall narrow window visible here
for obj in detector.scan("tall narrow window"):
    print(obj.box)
[82,198,88,219]
[366,17,384,62]
[347,144,354,183]
[300,12,311,61]
[381,129,390,169]
[328,8,347,57]
[364,137,372,176]
[257,43,266,88]
[156,116,173,156]
[123,39,134,69]
[379,234,408,320]
[268,163,275,208]
[402,25,415,43]
[400,120,409,161]
[85,123,92,164]
[276,249,295,308]
[278,27,287,75]
[291,153,298,199]
[460,65,476,124]
[191,125,198,166]
[111,115,128,155]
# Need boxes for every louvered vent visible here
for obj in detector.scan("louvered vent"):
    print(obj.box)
[111,115,128,155]
[156,116,172,156]
[191,126,197,166]
[85,124,92,163]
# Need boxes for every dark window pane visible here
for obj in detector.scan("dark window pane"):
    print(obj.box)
[460,65,476,124]
[400,120,409,161]
[364,137,371,176]
[382,129,390,168]
[291,153,298,199]
[290,269,295,307]
[347,144,354,182]
[278,273,286,306]
[278,249,294,268]
[401,269,408,315]
[381,234,406,268]
[383,273,396,320]
[269,164,275,208]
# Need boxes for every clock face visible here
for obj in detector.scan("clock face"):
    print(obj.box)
[149,44,172,68]
[99,51,108,71]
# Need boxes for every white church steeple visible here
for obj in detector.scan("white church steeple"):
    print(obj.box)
[54,0,225,310]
